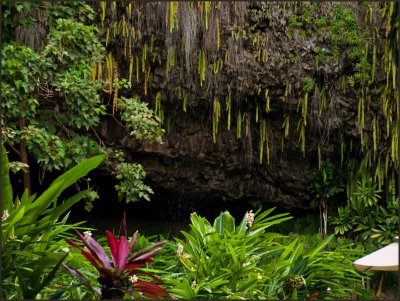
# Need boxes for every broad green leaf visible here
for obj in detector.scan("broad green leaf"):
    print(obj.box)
[168,278,195,299]
[227,243,239,266]
[264,212,292,222]
[291,256,308,275]
[214,212,225,234]
[238,244,247,262]
[309,234,334,258]
[23,154,105,224]
[279,238,298,262]
[254,207,275,223]
[20,190,36,206]
[50,189,90,220]
[181,232,202,255]
[16,268,31,299]
[1,144,13,211]
[236,214,248,234]
[289,244,303,264]
[199,277,229,290]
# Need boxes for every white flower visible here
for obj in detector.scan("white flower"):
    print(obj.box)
[191,280,197,289]
[7,235,17,241]
[2,210,10,222]
[242,261,250,267]
[129,275,138,283]
[177,243,184,256]
[83,231,92,238]
[245,210,255,227]
[327,287,332,293]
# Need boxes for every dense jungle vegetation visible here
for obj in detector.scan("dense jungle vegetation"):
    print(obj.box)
[1,1,399,300]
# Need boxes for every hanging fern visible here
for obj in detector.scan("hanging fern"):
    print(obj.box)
[100,1,106,28]
[183,91,188,112]
[154,91,163,125]
[213,97,221,143]
[167,1,179,33]
[112,57,119,114]
[135,55,139,83]
[282,114,290,139]
[236,110,242,139]
[265,88,270,112]
[198,49,207,87]
[226,84,232,130]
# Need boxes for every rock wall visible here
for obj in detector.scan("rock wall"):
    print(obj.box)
[101,111,312,210]
[98,2,387,210]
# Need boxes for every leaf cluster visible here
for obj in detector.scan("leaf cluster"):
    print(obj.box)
[331,176,398,248]
[156,209,367,299]
[118,97,165,143]
[2,17,106,171]
[114,162,154,203]
[307,162,344,208]
[1,144,105,299]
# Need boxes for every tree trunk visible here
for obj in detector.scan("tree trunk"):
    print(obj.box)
[375,272,384,298]
[15,6,47,51]
[18,119,31,195]
[320,198,327,239]
[323,200,328,238]
[319,201,323,238]
[13,7,46,196]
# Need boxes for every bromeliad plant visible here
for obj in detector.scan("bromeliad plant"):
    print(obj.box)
[63,215,171,299]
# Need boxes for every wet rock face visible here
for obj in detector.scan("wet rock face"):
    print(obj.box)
[100,2,383,210]
[101,111,312,210]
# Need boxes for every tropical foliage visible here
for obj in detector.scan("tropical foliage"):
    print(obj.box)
[153,209,371,300]
[1,1,163,203]
[1,2,399,300]
[331,175,399,249]
[1,142,376,299]
[1,144,105,299]
[307,162,344,238]
[63,215,170,299]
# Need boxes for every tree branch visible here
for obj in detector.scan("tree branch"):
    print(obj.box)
[6,142,21,158]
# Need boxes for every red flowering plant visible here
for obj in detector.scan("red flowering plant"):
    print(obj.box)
[63,214,170,299]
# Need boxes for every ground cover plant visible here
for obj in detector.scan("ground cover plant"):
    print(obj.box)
[149,209,374,300]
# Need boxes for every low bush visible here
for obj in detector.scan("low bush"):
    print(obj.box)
[150,209,371,300]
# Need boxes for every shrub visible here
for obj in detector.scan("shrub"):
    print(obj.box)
[156,208,370,299]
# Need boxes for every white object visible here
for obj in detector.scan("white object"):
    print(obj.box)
[351,239,399,272]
